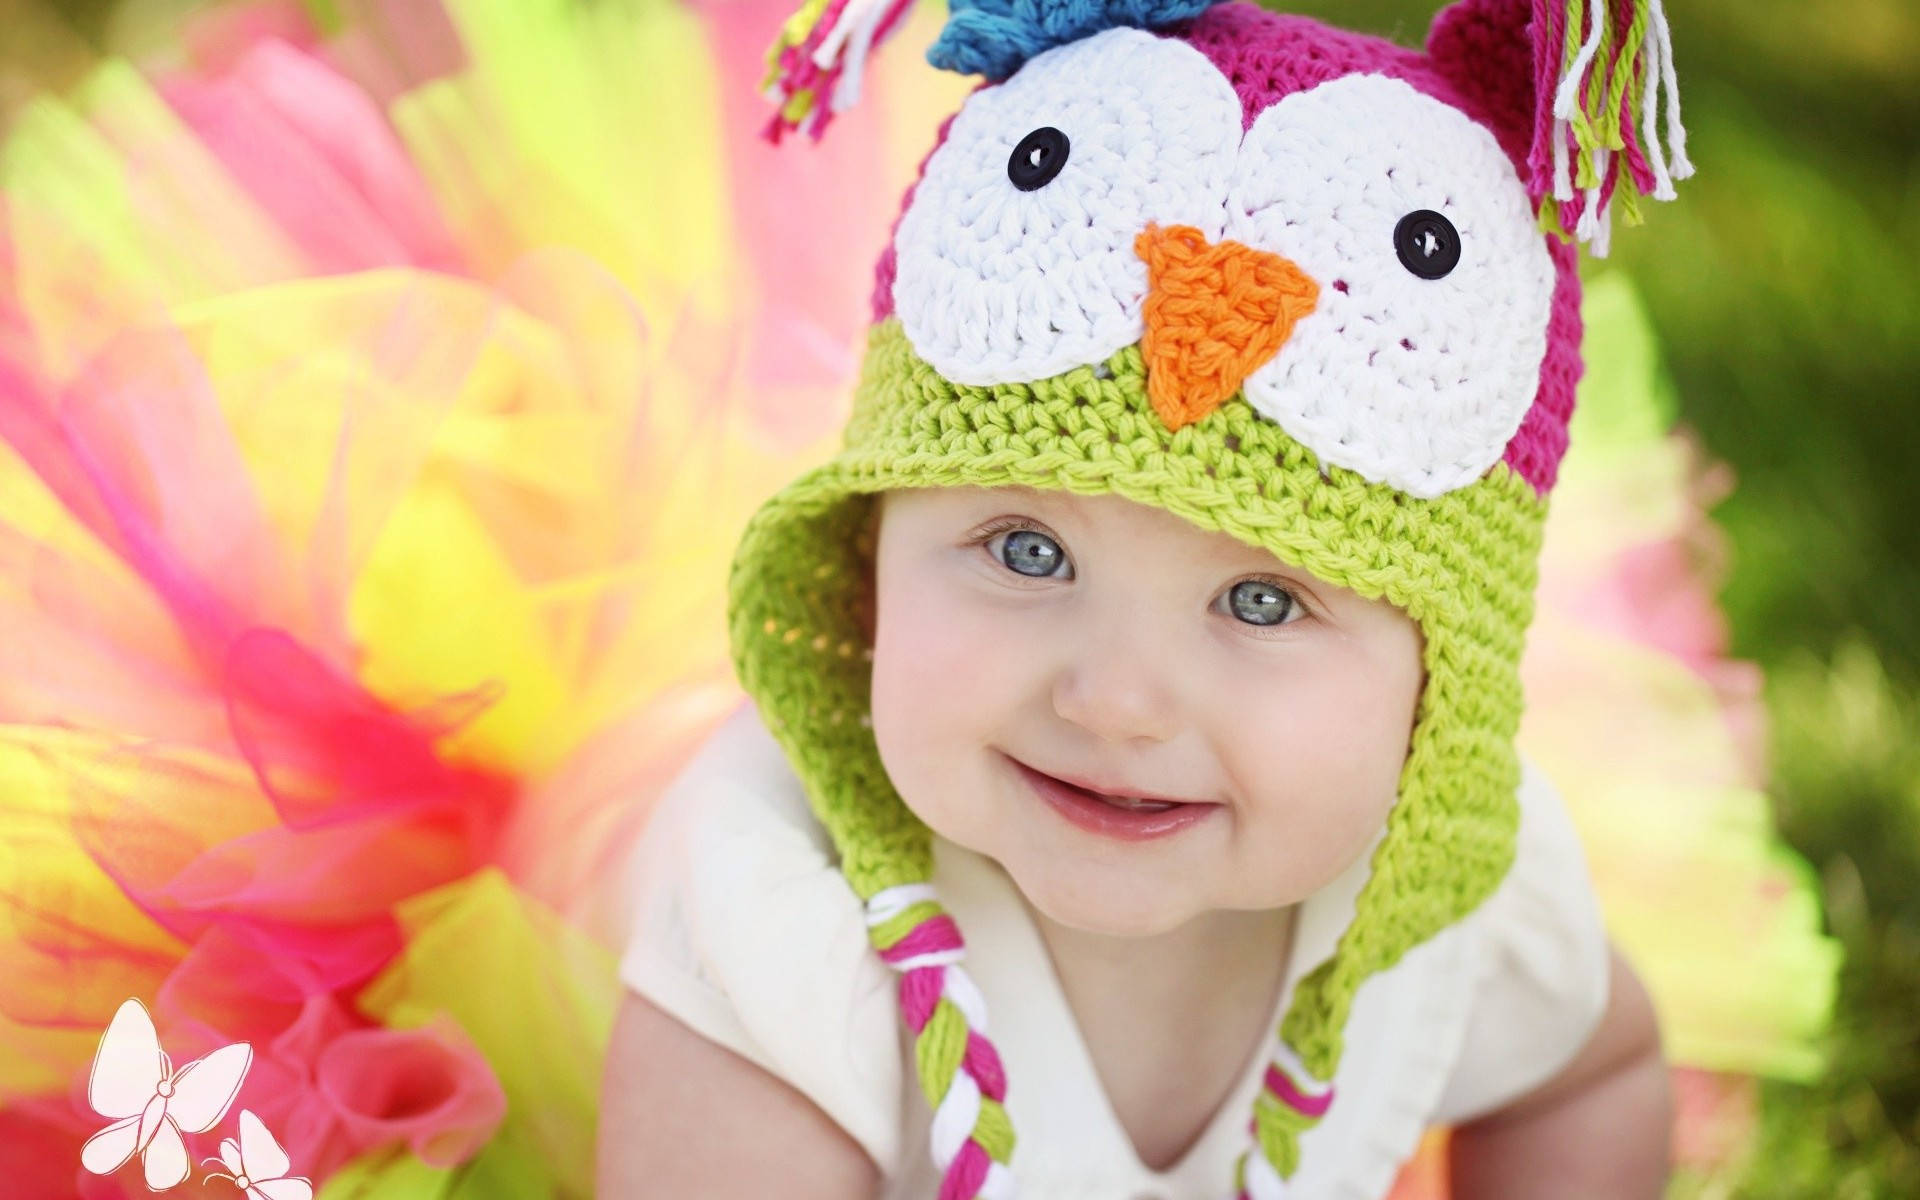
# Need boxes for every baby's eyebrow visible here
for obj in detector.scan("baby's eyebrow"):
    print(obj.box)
[976,484,1068,511]
[1188,533,1313,579]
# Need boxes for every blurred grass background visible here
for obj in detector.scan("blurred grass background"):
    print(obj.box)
[6,0,1916,1193]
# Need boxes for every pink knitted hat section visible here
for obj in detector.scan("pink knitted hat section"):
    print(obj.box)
[1176,5,1431,132]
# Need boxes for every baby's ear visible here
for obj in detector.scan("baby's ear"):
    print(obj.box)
[1424,0,1539,184]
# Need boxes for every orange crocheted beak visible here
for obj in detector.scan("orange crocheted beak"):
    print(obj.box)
[1134,223,1320,432]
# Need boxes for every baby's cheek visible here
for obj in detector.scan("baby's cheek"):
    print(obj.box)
[868,579,1004,824]
[872,574,1011,716]
[1226,677,1411,886]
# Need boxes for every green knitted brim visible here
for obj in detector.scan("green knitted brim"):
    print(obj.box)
[727,317,1545,1081]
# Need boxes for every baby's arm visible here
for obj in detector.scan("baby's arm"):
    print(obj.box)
[1446,939,1671,1198]
[597,989,883,1199]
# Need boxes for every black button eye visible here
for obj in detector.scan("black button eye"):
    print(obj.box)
[1394,210,1460,279]
[1008,127,1070,192]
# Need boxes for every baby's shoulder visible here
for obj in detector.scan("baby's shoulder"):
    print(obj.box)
[646,699,836,855]
[628,698,874,986]
[1497,752,1601,916]
[1428,753,1611,1122]
[618,699,907,1171]
[1454,753,1607,990]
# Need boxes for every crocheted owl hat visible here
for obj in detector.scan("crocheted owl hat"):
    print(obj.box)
[731,0,1690,1194]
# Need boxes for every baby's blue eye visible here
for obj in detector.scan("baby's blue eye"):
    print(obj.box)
[1225,579,1297,626]
[999,528,1067,578]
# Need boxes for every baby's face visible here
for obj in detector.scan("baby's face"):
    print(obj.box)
[869,485,1425,937]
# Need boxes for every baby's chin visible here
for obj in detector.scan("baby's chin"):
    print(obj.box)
[997,855,1210,939]
[897,811,1180,937]
[892,775,1264,936]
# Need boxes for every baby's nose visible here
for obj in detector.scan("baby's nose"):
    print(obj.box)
[1050,651,1181,744]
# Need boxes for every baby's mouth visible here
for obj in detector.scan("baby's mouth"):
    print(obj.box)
[1009,756,1198,812]
[1070,787,1183,814]
[1006,754,1219,842]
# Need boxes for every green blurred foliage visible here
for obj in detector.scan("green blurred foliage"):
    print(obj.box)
[11,0,1918,1191]
[1740,642,1920,1198]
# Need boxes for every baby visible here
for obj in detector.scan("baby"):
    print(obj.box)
[600,0,1690,1194]
[602,484,1667,1198]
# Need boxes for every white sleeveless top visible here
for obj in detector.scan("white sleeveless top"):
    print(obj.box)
[616,700,1610,1199]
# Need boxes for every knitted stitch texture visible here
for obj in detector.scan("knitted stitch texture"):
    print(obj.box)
[927,0,1218,80]
[1135,222,1319,432]
[728,319,1546,1193]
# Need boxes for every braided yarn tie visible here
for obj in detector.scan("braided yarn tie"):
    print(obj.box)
[866,883,1017,1199]
[1230,1036,1335,1200]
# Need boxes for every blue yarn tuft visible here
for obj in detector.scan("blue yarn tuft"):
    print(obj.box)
[926,0,1224,80]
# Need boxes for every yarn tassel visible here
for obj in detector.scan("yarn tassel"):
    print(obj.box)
[1532,0,1691,254]
[760,0,919,143]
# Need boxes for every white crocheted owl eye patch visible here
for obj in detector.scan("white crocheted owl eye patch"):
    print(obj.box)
[1229,74,1556,499]
[891,27,1242,386]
